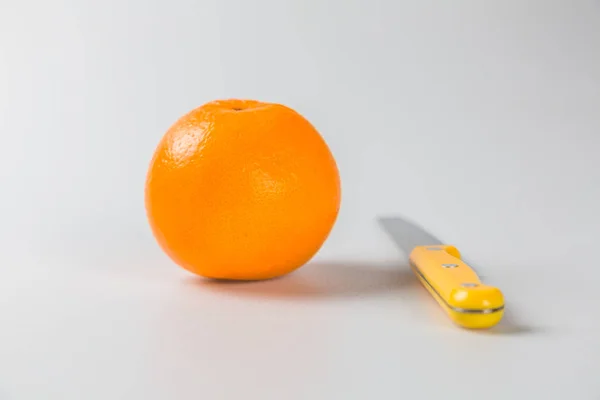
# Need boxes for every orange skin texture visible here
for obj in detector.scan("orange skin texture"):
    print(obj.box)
[145,99,341,280]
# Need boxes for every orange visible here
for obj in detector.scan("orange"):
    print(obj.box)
[145,99,341,280]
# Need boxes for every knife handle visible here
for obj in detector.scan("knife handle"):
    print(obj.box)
[409,245,504,329]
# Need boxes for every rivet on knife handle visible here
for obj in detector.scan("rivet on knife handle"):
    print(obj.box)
[409,245,504,329]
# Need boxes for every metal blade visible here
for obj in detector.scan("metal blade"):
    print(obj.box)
[378,216,443,257]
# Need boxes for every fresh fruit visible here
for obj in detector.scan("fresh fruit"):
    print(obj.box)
[145,99,341,280]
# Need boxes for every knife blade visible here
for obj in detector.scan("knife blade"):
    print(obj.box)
[378,216,504,329]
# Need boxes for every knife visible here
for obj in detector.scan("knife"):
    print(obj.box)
[378,217,504,329]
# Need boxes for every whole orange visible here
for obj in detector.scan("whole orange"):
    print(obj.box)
[145,99,341,280]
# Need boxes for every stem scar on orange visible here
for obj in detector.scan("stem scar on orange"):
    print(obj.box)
[145,99,341,280]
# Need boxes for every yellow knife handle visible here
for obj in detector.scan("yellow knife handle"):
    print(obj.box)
[409,245,504,329]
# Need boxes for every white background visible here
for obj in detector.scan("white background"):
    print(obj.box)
[1,0,599,399]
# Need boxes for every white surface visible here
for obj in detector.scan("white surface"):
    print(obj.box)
[1,0,600,398]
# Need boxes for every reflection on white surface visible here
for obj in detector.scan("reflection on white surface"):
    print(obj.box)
[0,259,597,399]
